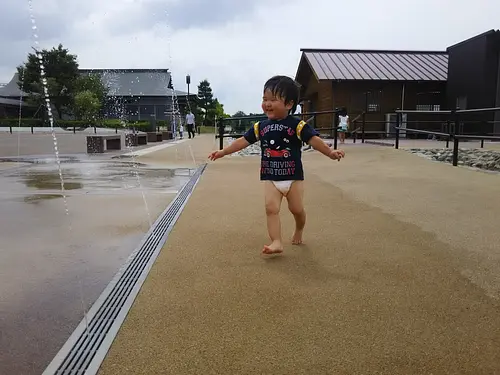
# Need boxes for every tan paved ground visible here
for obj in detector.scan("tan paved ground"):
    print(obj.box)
[98,135,500,374]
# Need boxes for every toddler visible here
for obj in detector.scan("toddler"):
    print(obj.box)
[209,75,345,254]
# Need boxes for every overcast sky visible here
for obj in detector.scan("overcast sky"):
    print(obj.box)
[0,0,499,114]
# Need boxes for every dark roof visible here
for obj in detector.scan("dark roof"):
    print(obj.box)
[0,69,194,98]
[0,97,34,106]
[0,73,26,97]
[80,69,192,97]
[447,29,500,50]
[298,49,448,82]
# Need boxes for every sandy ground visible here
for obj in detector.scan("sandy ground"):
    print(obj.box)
[93,135,500,374]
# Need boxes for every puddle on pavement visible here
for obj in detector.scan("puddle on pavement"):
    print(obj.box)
[0,154,195,375]
[0,156,194,204]
[23,194,63,203]
[23,172,83,191]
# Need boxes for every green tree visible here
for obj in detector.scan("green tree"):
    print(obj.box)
[207,98,229,121]
[17,44,80,119]
[73,90,100,123]
[233,111,246,117]
[75,74,108,104]
[197,79,215,126]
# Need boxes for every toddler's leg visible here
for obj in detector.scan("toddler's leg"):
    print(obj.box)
[286,181,306,245]
[263,181,284,254]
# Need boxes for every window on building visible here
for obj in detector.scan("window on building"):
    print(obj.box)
[416,104,441,111]
[139,105,155,120]
[156,105,167,119]
[366,90,382,113]
[349,94,364,112]
[104,100,125,119]
[456,96,467,110]
[350,91,381,113]
[126,105,139,116]
[416,91,442,112]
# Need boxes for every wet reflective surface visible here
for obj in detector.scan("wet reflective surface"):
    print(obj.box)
[0,157,193,374]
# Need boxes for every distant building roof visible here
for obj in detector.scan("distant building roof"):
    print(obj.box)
[79,69,192,97]
[447,29,500,50]
[297,49,448,82]
[0,73,26,97]
[0,97,35,107]
[0,69,194,98]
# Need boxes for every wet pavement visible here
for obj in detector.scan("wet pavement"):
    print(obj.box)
[0,156,193,374]
[0,130,161,158]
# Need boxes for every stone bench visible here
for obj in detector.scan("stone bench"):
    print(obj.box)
[86,135,122,154]
[125,133,147,147]
[162,131,173,140]
[147,132,163,142]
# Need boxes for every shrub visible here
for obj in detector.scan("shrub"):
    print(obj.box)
[100,119,150,129]
[156,120,169,127]
[0,118,151,130]
[0,118,43,127]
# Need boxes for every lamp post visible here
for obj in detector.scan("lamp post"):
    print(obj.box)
[186,74,191,107]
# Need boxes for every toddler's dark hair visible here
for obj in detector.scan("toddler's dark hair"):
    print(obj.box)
[264,75,300,114]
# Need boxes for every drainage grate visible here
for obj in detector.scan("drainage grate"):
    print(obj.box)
[42,163,207,375]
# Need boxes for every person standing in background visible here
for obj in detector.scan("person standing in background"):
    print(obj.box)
[338,107,349,144]
[185,111,196,139]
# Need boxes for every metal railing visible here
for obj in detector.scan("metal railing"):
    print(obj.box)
[215,107,500,168]
[393,107,500,166]
[216,109,343,150]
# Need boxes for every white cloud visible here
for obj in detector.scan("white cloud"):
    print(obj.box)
[1,0,499,114]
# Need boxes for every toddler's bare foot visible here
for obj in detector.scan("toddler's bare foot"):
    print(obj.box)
[262,241,283,255]
[292,230,303,245]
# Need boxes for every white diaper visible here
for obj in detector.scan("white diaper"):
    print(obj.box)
[272,180,294,195]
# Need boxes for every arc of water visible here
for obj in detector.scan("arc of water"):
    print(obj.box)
[27,0,69,217]
[165,10,179,141]
[123,79,152,227]
[17,69,24,174]
[164,10,198,173]
[103,70,152,226]
[26,1,93,341]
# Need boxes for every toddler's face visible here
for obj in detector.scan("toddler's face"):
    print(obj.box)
[261,89,293,120]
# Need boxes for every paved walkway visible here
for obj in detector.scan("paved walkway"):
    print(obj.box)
[97,135,500,374]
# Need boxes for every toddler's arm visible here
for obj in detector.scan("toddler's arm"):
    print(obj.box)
[222,137,250,155]
[308,136,345,161]
[209,137,250,160]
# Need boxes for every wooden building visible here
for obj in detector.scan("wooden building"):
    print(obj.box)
[295,30,500,136]
[295,49,448,134]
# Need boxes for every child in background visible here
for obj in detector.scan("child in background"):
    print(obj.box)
[338,107,349,144]
[178,123,184,139]
[209,75,345,255]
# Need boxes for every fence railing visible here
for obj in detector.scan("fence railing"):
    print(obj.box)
[215,107,500,167]
[392,107,500,166]
[216,109,343,150]
[0,124,165,135]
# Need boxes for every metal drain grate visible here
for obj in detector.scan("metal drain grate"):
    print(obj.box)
[43,163,207,375]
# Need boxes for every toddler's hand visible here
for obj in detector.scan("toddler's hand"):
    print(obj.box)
[208,150,225,161]
[329,149,345,161]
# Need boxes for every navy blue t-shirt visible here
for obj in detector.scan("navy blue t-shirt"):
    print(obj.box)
[243,115,319,181]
